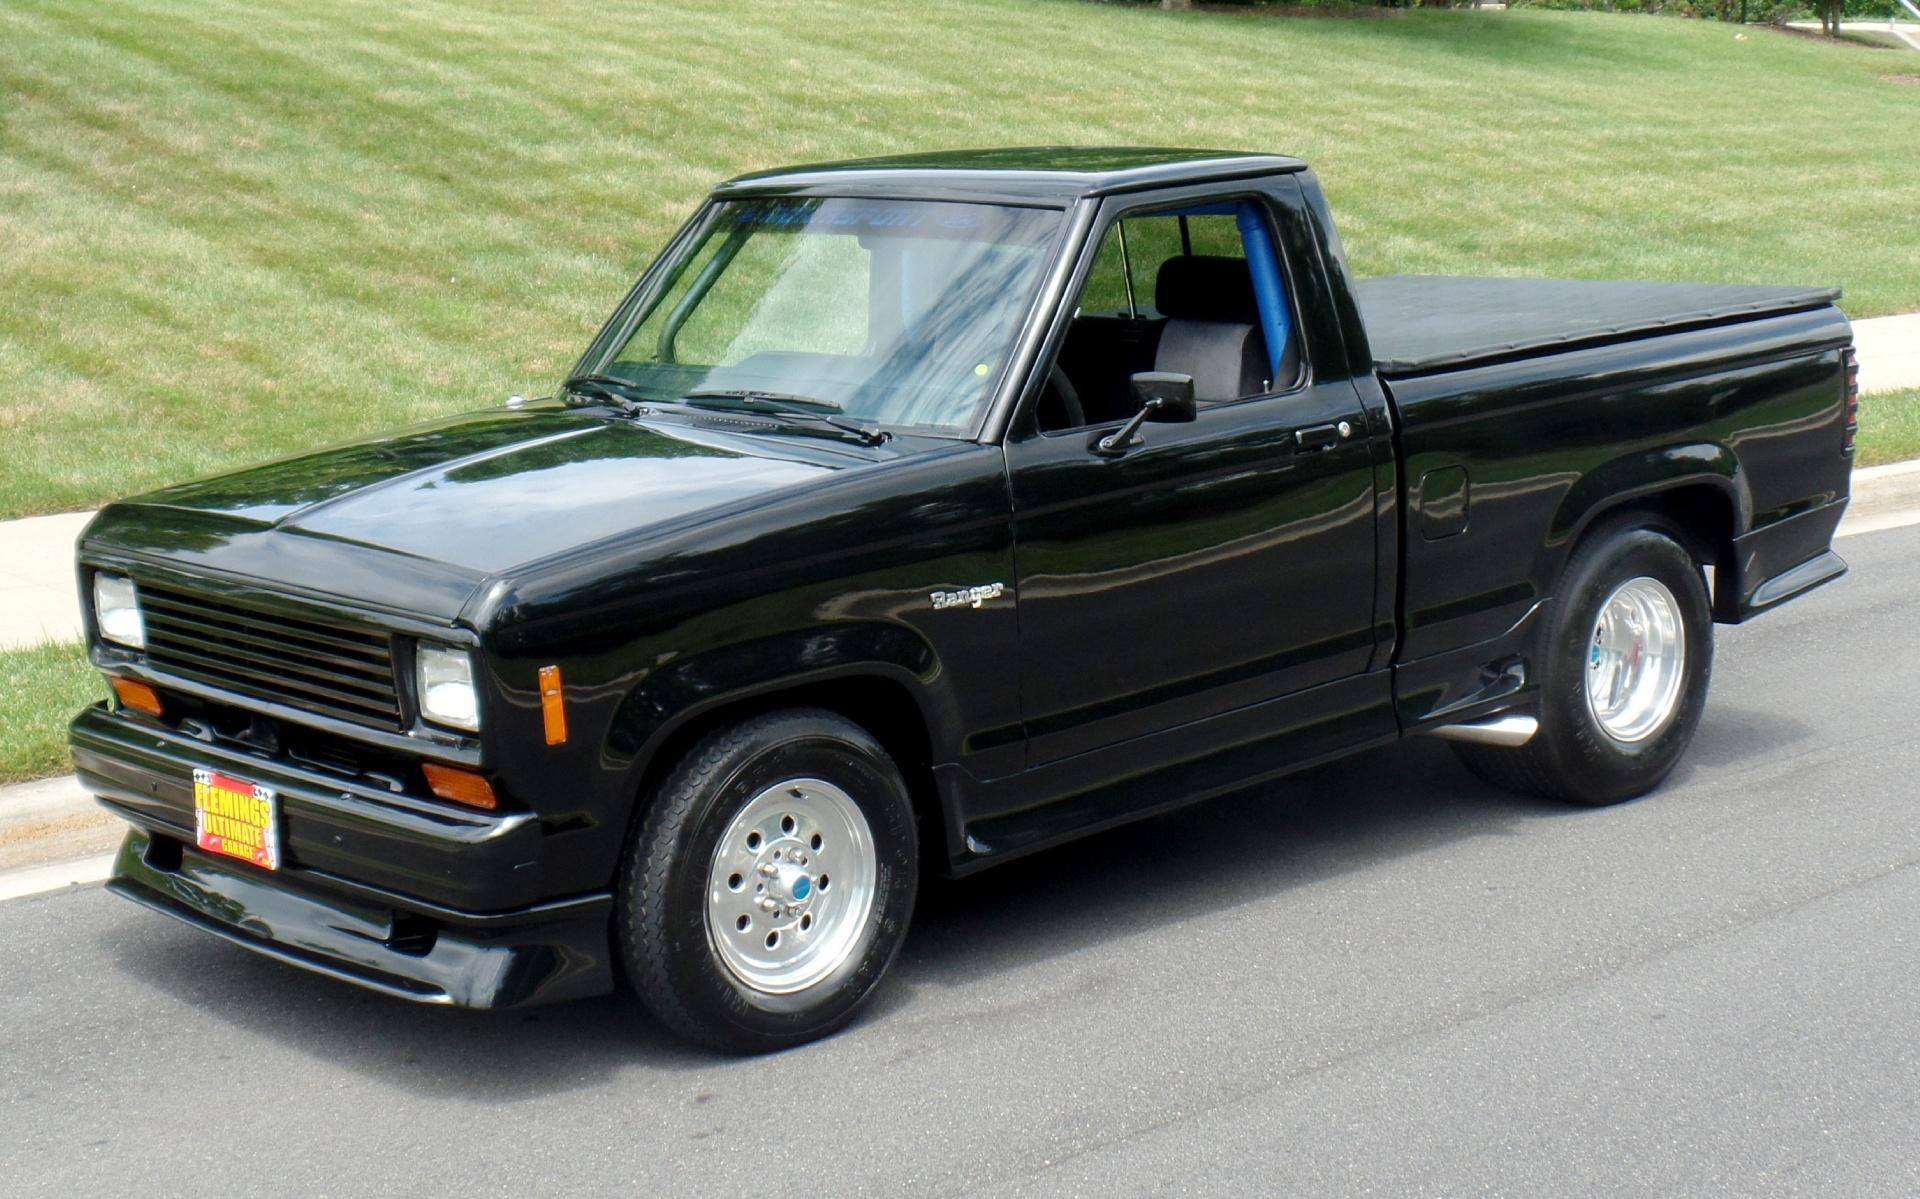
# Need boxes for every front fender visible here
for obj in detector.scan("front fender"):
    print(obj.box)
[602,621,942,769]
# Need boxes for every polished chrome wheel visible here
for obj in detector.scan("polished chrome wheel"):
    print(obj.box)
[1585,575,1687,743]
[705,777,877,995]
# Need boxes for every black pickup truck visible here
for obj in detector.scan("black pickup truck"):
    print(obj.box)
[70,149,1857,1051]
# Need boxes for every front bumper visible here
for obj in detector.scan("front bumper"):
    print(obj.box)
[108,828,612,1007]
[72,703,616,1008]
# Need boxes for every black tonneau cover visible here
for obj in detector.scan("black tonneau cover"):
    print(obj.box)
[1357,276,1841,376]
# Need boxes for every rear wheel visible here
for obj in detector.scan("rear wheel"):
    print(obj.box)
[1455,515,1713,806]
[618,709,918,1052]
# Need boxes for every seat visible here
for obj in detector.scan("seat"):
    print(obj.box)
[1152,256,1274,404]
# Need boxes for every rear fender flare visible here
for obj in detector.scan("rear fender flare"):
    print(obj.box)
[1541,443,1749,584]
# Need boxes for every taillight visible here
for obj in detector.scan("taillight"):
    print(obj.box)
[1842,345,1859,456]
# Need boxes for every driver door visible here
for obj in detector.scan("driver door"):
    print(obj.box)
[1004,184,1383,765]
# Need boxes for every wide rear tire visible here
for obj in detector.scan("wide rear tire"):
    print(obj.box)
[1455,515,1713,806]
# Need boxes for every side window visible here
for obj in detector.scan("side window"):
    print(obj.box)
[1123,214,1242,302]
[1077,229,1133,316]
[1038,203,1300,434]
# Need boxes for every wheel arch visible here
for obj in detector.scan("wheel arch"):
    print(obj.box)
[611,664,948,875]
[1543,444,1749,608]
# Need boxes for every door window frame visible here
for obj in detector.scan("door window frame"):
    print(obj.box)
[1005,183,1318,443]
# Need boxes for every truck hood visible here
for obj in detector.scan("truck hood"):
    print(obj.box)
[83,406,875,621]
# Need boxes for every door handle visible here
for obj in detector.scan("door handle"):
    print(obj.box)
[1293,420,1354,453]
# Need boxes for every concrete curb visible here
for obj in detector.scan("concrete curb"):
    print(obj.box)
[1838,459,1920,538]
[0,775,121,890]
[0,853,117,902]
[1,773,93,824]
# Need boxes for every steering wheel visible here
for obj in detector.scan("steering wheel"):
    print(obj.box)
[1042,364,1085,431]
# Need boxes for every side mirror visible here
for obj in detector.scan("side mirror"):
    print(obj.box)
[1096,373,1197,454]
[1130,372,1197,423]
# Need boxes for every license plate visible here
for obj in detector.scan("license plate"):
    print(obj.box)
[192,769,281,870]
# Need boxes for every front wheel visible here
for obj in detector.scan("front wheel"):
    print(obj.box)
[1455,516,1714,806]
[618,709,919,1052]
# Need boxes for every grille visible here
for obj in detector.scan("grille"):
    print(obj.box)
[139,584,402,730]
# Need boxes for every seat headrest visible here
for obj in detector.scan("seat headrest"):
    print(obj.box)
[1155,255,1258,324]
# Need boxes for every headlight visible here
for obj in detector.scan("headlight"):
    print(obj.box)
[93,573,145,649]
[416,644,479,732]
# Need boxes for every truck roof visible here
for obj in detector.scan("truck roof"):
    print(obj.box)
[714,147,1307,205]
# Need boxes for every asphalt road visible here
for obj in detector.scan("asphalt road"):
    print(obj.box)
[4,525,1917,1198]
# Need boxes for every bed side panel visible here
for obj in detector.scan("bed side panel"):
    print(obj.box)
[1385,306,1851,666]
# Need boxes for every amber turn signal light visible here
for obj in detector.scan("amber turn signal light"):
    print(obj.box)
[109,676,164,717]
[422,762,498,811]
[538,664,568,746]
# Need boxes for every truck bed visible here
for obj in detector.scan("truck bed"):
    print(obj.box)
[1356,276,1841,376]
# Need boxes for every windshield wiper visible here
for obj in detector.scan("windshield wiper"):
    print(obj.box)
[681,389,889,446]
[683,388,844,413]
[789,413,891,446]
[563,373,648,413]
[682,391,888,446]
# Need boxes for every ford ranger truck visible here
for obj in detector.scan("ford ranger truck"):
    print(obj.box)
[70,149,1855,1052]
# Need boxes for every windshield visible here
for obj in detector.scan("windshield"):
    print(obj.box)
[585,197,1066,434]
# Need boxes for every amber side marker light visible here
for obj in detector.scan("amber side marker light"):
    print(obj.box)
[109,676,164,717]
[539,664,568,746]
[422,763,498,811]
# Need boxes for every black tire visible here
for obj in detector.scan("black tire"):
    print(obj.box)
[1455,514,1714,806]
[618,708,918,1053]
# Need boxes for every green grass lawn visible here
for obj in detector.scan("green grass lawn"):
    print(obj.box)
[0,643,101,785]
[2,1,1917,518]
[1857,388,1920,467]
